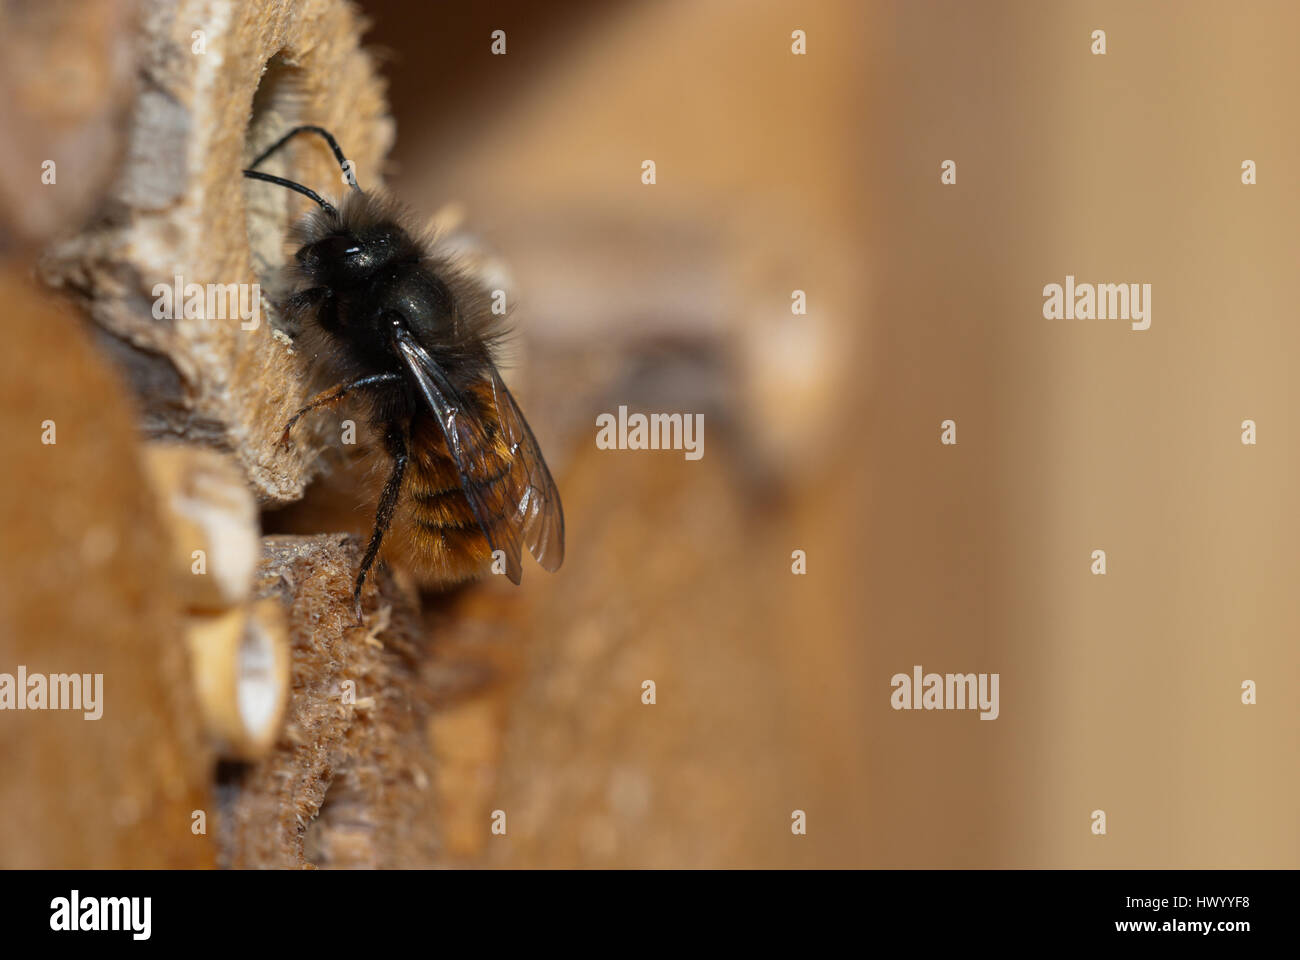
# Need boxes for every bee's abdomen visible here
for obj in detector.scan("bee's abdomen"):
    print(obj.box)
[384,402,511,585]
[408,469,486,532]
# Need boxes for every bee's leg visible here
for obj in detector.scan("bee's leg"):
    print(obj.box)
[353,425,409,623]
[279,372,401,447]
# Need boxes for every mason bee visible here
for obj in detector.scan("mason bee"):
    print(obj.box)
[244,126,564,615]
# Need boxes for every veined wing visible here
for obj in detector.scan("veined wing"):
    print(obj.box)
[394,328,565,583]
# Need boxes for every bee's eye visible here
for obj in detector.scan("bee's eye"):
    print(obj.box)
[313,235,362,261]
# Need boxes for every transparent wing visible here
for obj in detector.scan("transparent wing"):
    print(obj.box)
[395,331,565,583]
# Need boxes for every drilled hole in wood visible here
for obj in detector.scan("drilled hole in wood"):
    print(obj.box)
[243,52,308,336]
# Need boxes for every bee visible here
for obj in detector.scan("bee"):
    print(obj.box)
[244,126,564,616]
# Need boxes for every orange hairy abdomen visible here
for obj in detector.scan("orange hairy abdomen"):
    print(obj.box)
[380,382,511,586]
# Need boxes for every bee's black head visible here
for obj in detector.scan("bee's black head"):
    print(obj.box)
[294,216,466,370]
[274,189,504,389]
[296,226,405,290]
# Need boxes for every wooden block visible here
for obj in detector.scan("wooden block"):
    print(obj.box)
[184,599,290,760]
[39,0,394,505]
[0,263,215,868]
[144,442,259,611]
[216,535,441,868]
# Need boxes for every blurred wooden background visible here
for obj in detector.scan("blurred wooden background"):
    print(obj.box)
[4,0,1294,870]
[0,0,871,868]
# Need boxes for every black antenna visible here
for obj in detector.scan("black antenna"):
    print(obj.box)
[242,170,337,214]
[242,125,360,215]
